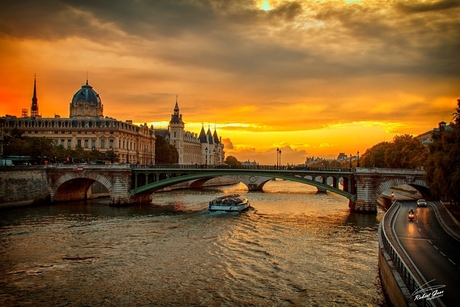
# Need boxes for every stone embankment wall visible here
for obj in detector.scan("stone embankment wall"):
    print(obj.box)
[0,167,50,208]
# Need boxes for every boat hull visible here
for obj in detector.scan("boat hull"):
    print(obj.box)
[208,203,250,212]
[208,194,250,212]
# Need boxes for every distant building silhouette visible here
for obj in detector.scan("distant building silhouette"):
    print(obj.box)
[1,76,225,166]
[417,120,453,145]
[30,74,39,117]
[2,76,155,164]
[156,97,225,165]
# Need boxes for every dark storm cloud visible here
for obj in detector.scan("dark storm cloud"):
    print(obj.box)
[1,0,459,98]
[396,0,460,13]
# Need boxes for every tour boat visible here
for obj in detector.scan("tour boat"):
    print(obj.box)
[208,194,250,212]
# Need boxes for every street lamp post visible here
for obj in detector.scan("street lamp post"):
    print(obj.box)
[357,151,360,167]
[279,149,282,169]
[349,154,352,168]
[276,148,282,169]
[276,148,279,169]
[205,147,208,168]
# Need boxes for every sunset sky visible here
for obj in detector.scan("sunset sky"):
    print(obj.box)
[1,0,459,165]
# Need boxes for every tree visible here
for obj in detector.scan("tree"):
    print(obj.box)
[155,134,178,164]
[361,142,391,168]
[54,145,70,163]
[425,100,460,205]
[3,137,30,156]
[225,155,241,166]
[384,134,429,169]
[104,149,119,163]
[360,135,428,169]
[28,137,55,163]
[71,144,86,163]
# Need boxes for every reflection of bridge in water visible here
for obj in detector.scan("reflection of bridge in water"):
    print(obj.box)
[44,165,428,213]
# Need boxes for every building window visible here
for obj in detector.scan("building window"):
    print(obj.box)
[109,140,113,148]
[61,139,65,146]
[91,140,96,148]
[67,140,71,148]
[101,140,105,148]
[84,140,89,148]
[77,140,82,147]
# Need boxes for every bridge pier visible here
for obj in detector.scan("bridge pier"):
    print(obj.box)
[316,187,327,193]
[353,168,427,213]
[237,175,273,191]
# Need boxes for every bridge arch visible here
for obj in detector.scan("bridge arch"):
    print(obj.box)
[374,178,430,200]
[130,170,357,203]
[353,168,427,212]
[51,172,113,202]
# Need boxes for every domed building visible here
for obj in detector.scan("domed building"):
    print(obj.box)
[1,77,156,164]
[1,76,227,166]
[70,81,103,118]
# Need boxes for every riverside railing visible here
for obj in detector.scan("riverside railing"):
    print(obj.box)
[379,202,435,307]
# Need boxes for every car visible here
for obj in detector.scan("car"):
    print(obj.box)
[417,199,427,207]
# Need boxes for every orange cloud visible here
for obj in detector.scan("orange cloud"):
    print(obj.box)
[1,0,458,165]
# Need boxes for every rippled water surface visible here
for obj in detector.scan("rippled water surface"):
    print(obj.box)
[0,181,387,306]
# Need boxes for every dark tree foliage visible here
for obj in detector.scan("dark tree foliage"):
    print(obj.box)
[360,135,428,169]
[3,137,30,156]
[384,134,429,169]
[225,155,241,166]
[3,134,119,164]
[425,101,460,205]
[28,137,55,162]
[361,142,391,168]
[104,149,120,163]
[155,134,178,164]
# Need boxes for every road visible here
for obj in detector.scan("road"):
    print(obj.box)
[394,201,460,307]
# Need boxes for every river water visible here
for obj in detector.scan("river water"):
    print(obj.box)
[0,181,387,306]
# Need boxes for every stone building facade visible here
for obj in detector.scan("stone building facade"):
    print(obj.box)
[156,99,225,165]
[1,77,156,164]
[1,77,226,166]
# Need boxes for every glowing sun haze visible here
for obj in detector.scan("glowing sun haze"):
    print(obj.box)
[0,0,459,164]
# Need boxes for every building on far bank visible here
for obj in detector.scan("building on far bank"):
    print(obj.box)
[156,98,225,165]
[1,76,156,164]
[416,120,454,145]
[1,76,226,166]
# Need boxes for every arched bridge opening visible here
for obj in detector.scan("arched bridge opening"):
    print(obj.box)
[375,178,430,202]
[130,169,357,203]
[51,172,113,203]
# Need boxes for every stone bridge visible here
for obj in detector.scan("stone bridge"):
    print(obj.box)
[38,165,428,212]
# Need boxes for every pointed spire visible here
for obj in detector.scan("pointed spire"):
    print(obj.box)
[199,124,208,143]
[174,95,179,115]
[207,125,214,144]
[213,126,220,144]
[31,73,39,117]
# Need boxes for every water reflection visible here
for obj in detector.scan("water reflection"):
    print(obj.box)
[0,180,387,306]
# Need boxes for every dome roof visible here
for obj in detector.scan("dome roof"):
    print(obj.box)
[71,80,101,106]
